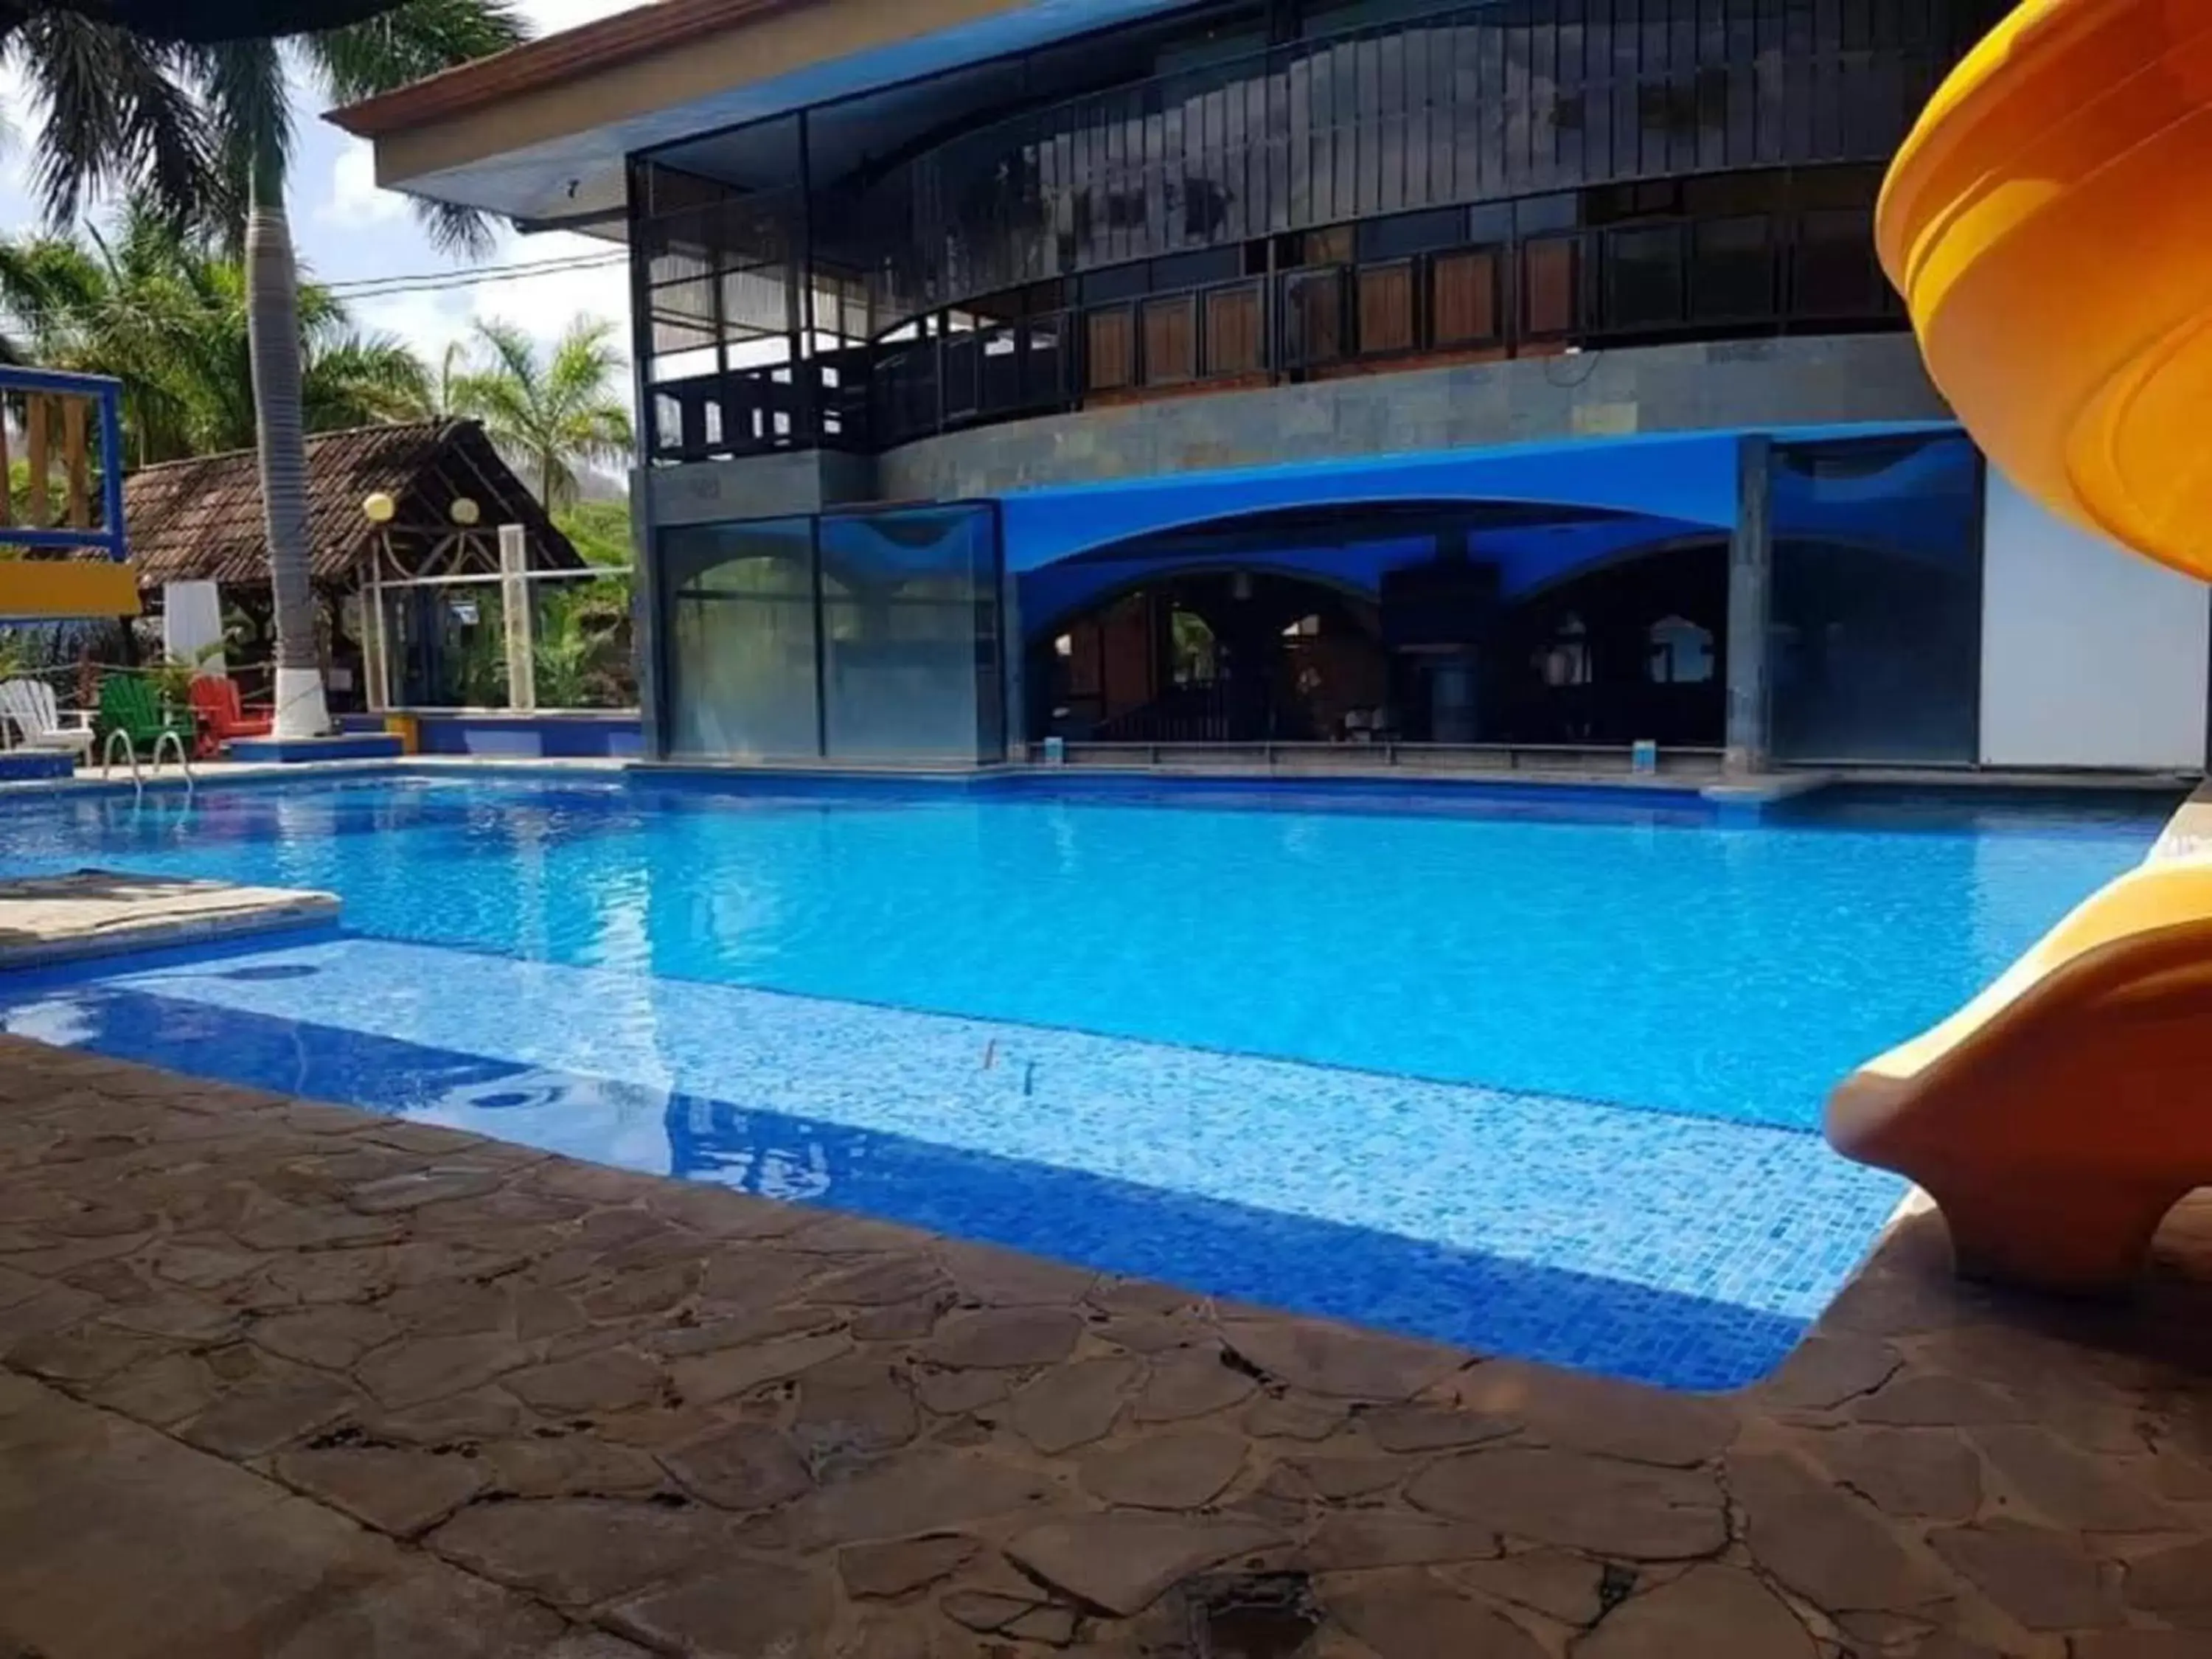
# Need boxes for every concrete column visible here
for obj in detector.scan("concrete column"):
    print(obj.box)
[498,523,536,715]
[1725,434,1774,775]
[997,561,1023,762]
[628,472,664,759]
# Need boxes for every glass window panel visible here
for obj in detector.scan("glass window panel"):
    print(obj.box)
[386,580,507,709]
[1768,434,1983,764]
[1355,206,1468,260]
[1795,206,1882,316]
[1604,223,1685,331]
[1466,201,1514,243]
[636,2,2003,386]
[819,505,1002,761]
[1141,293,1198,383]
[1689,214,1775,321]
[1514,191,1580,235]
[1284,265,1348,363]
[661,515,821,759]
[1203,282,1265,375]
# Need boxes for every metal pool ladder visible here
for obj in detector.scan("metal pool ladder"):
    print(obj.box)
[100,728,195,799]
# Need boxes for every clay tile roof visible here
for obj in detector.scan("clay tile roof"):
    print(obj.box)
[327,0,801,140]
[121,420,581,589]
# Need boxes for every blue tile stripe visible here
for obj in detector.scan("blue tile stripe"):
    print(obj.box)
[0,934,1906,1390]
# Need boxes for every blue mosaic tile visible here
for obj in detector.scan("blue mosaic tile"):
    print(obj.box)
[0,934,1907,1391]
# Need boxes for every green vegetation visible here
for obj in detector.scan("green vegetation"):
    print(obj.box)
[444,318,632,511]
[1,209,431,465]
[4,0,529,728]
[552,500,633,568]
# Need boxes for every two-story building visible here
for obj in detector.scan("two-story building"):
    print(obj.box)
[335,0,2212,775]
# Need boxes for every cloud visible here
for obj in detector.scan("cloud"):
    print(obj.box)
[347,229,633,366]
[0,60,45,213]
[314,1,639,362]
[316,137,410,227]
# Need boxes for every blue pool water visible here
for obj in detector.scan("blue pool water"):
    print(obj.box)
[0,771,2171,1388]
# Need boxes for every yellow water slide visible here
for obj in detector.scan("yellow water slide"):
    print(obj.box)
[1877,0,2212,578]
[1827,0,2212,1290]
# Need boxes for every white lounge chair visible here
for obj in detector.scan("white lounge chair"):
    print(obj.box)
[0,678,94,759]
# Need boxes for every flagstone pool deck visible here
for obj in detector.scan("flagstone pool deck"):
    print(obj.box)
[1,1039,2210,1658]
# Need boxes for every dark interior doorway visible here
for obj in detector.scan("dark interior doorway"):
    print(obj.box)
[1487,539,1728,747]
[1034,570,1387,743]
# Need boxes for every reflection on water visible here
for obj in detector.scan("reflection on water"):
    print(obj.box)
[667,1095,838,1200]
[0,772,2170,1125]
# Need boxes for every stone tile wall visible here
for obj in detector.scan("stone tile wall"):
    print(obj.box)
[882,333,1946,501]
[641,334,1948,521]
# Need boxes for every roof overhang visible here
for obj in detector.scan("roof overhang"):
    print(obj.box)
[327,0,1203,234]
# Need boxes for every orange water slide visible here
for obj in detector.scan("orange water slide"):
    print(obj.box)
[1876,0,2212,580]
[1829,0,2212,1292]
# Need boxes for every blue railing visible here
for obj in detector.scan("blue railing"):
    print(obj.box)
[0,365,128,561]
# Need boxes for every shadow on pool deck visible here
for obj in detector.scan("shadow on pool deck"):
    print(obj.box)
[1,1034,2210,1658]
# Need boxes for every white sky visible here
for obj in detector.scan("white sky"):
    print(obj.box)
[0,0,639,362]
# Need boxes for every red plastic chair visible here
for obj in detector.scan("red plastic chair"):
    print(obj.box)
[187,675,274,756]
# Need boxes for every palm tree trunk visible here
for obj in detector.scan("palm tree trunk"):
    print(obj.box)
[244,173,330,737]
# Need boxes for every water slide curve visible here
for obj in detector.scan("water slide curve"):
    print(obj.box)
[1828,0,2212,1290]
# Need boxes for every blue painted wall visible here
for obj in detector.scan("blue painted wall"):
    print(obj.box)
[995,429,1747,574]
[1000,422,1970,639]
[341,714,644,759]
[1017,512,1719,634]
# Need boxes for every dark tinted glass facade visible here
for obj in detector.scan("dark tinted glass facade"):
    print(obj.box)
[659,506,1006,762]
[1768,432,1984,764]
[633,0,2005,462]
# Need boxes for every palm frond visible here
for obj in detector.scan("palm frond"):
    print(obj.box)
[302,0,525,100]
[303,0,527,252]
[304,330,434,429]
[13,13,222,229]
[414,197,504,259]
[193,37,289,210]
[447,311,627,507]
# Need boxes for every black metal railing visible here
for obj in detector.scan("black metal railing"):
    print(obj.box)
[645,201,1899,465]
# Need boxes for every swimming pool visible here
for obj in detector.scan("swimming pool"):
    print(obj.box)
[0,771,2171,1387]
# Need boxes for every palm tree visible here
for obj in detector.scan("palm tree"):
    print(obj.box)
[1,209,431,463]
[451,316,633,509]
[203,4,525,735]
[403,338,475,420]
[1,12,223,233]
[9,0,526,735]
[4,3,420,46]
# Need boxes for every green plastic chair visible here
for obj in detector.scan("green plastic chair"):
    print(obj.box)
[94,673,196,754]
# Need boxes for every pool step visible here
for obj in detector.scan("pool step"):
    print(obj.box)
[0,872,338,970]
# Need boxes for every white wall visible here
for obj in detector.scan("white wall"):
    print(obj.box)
[1978,470,2210,770]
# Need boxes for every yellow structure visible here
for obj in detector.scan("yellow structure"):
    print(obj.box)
[1829,855,2212,1290]
[0,561,141,622]
[1877,0,2212,580]
[0,372,140,621]
[1832,0,2212,1290]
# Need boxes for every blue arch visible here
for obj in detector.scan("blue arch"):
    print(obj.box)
[997,430,1748,574]
[1017,512,1723,638]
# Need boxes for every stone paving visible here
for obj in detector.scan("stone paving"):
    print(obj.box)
[0,871,336,968]
[1,1036,2210,1658]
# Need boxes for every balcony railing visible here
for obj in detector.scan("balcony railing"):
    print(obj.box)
[645,204,1899,465]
